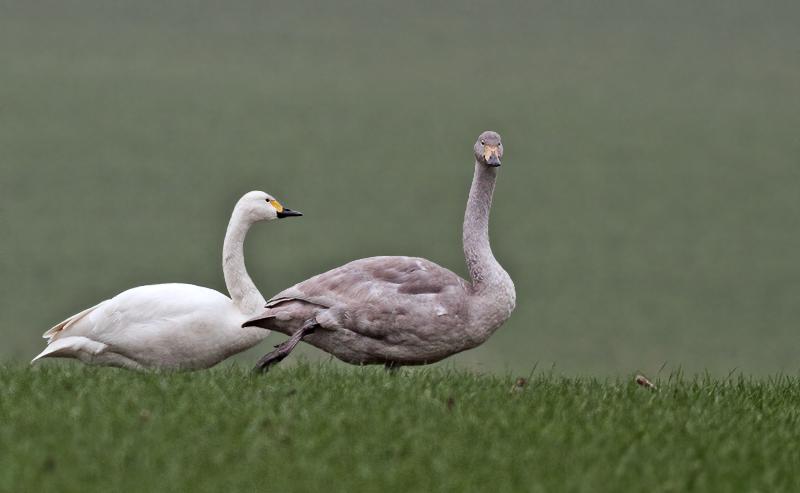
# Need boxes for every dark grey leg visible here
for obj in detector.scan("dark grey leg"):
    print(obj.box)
[384,361,401,373]
[253,320,318,373]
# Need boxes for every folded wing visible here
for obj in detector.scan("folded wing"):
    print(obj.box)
[248,256,471,341]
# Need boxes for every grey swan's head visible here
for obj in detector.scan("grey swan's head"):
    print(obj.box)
[473,130,503,167]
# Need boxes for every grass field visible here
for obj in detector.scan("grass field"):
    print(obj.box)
[2,363,800,492]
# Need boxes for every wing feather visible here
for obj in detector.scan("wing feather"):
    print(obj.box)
[263,256,470,339]
[42,302,105,341]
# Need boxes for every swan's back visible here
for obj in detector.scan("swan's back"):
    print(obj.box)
[47,283,236,342]
[264,256,473,342]
[272,257,466,304]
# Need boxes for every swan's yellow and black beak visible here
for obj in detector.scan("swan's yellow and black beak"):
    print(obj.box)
[269,199,303,218]
[483,145,501,167]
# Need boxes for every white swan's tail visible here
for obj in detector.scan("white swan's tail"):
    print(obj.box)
[31,336,108,364]
[42,303,103,341]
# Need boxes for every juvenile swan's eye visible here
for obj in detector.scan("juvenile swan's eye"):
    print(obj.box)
[480,140,485,145]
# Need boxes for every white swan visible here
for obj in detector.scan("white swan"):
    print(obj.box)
[31,191,302,370]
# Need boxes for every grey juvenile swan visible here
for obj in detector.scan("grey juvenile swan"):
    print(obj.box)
[245,131,515,371]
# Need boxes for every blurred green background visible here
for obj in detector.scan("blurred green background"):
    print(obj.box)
[1,0,799,375]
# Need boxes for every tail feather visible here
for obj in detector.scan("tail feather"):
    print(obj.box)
[31,336,108,364]
[43,302,103,341]
[242,312,275,329]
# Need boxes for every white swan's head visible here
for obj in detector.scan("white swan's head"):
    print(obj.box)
[474,131,503,167]
[237,191,303,222]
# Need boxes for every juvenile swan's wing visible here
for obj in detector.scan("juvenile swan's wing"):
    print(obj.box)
[247,256,470,341]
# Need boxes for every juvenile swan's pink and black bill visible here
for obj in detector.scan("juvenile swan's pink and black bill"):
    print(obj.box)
[483,145,501,167]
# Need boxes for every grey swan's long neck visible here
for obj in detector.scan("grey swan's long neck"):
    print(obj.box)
[222,206,267,315]
[463,160,515,303]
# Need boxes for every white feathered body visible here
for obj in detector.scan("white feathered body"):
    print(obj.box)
[34,283,268,370]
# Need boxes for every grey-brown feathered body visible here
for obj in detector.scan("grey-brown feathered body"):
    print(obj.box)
[255,254,513,365]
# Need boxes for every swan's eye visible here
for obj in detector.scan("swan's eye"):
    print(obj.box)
[480,140,485,145]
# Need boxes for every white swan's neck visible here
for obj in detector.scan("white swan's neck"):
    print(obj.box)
[222,206,266,315]
[463,161,511,294]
